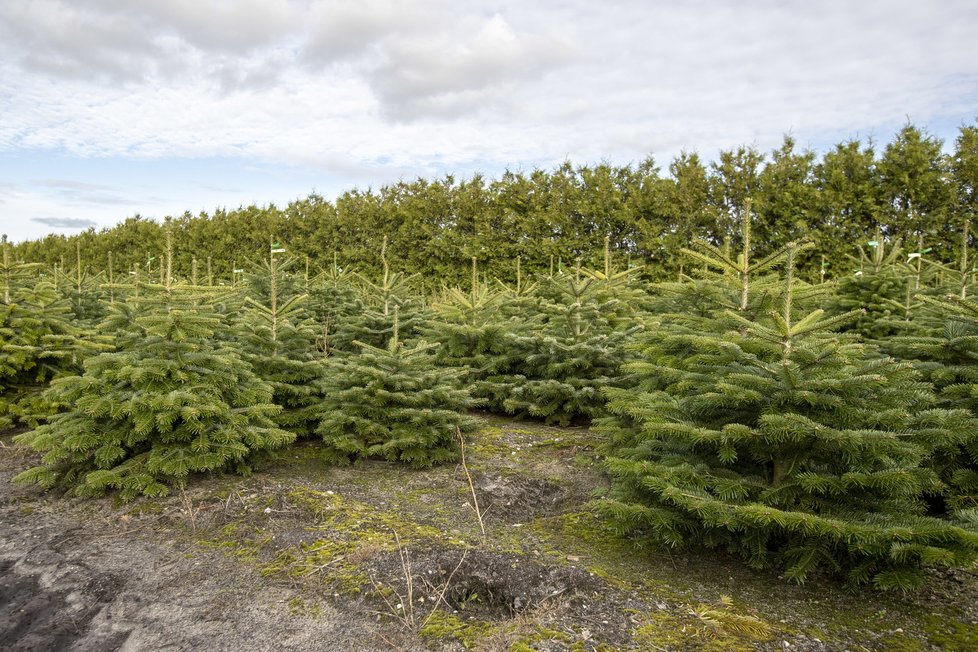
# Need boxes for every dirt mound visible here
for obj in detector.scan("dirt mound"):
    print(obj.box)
[438,550,601,618]
[369,547,602,621]
[473,472,568,522]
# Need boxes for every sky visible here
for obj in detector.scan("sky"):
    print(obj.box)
[1,0,977,243]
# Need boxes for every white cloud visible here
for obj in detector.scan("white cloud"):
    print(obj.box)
[31,216,100,229]
[302,0,414,64]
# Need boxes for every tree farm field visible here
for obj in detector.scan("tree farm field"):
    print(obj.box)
[5,122,978,650]
[5,0,978,643]
[3,416,978,651]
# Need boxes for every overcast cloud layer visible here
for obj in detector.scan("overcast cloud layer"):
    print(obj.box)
[2,0,977,241]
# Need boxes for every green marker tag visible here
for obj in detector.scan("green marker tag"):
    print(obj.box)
[867,240,879,247]
[921,248,933,254]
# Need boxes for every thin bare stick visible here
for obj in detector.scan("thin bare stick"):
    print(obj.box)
[367,529,418,630]
[394,529,415,627]
[455,426,486,540]
[369,575,409,628]
[300,555,346,577]
[422,549,468,625]
[178,485,200,534]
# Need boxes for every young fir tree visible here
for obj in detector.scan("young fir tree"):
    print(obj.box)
[330,237,426,352]
[57,240,108,324]
[306,253,363,356]
[234,244,324,437]
[425,285,508,374]
[14,232,294,499]
[422,257,527,388]
[599,243,978,590]
[604,208,803,452]
[884,291,978,513]
[0,248,105,429]
[829,231,918,340]
[647,199,799,334]
[316,308,477,468]
[476,250,644,425]
[462,246,644,424]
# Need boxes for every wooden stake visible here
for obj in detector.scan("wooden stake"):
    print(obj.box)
[471,256,478,302]
[961,221,970,300]
[108,251,114,304]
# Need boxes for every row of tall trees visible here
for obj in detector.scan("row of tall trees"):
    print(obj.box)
[9,122,978,286]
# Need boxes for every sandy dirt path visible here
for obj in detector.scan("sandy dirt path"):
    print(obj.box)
[0,456,409,652]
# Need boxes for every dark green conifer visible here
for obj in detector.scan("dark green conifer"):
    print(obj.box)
[476,247,644,425]
[885,291,978,513]
[307,254,363,356]
[234,244,324,437]
[599,243,978,589]
[0,247,104,429]
[829,232,918,339]
[422,257,524,390]
[13,232,293,499]
[316,308,477,468]
[330,237,426,352]
[57,240,108,323]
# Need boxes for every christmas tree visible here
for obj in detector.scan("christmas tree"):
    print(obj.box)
[487,264,642,425]
[14,232,293,499]
[458,244,645,425]
[0,247,105,429]
[329,237,426,352]
[306,253,364,356]
[316,308,477,468]
[884,292,978,513]
[233,243,324,437]
[599,243,978,589]
[57,240,108,324]
[424,285,510,376]
[422,257,525,394]
[829,232,919,340]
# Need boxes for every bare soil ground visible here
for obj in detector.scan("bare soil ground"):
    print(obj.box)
[3,416,978,651]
